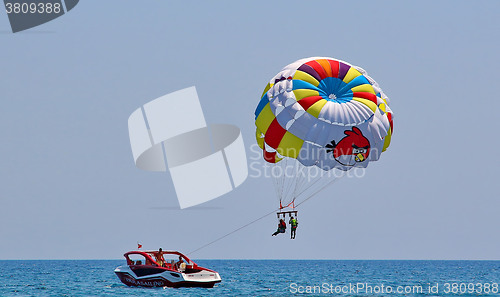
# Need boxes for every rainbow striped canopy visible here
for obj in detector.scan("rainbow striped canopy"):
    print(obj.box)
[255,57,393,171]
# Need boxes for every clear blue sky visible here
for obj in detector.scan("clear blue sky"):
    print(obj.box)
[0,0,499,260]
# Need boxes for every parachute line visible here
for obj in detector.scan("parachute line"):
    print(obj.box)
[295,171,346,208]
[268,157,346,211]
[186,173,345,256]
[187,207,279,256]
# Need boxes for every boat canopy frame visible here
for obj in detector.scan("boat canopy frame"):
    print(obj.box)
[124,250,195,267]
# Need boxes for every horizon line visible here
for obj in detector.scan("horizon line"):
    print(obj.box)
[1,259,500,261]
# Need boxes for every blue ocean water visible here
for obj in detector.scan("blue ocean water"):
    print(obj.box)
[0,260,499,296]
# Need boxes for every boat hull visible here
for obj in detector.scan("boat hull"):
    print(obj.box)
[114,265,221,288]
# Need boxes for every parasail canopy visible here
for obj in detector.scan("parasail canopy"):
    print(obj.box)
[255,57,393,171]
[255,57,394,209]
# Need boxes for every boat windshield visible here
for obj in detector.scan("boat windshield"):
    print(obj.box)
[127,253,155,266]
[159,253,188,269]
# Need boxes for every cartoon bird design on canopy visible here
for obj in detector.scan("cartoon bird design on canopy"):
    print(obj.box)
[325,127,370,166]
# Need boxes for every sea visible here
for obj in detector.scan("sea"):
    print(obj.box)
[0,260,499,296]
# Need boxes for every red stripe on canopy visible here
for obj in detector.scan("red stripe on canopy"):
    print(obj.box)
[306,60,328,80]
[263,150,278,163]
[298,96,323,110]
[353,92,378,104]
[327,59,339,78]
[264,119,287,149]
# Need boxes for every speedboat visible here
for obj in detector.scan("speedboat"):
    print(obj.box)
[114,250,221,288]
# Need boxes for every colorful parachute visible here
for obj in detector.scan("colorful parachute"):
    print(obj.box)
[254,57,393,211]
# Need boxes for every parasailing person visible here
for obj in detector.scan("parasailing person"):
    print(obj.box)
[272,219,287,236]
[289,216,298,239]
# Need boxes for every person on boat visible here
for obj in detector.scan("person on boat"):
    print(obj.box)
[155,248,165,267]
[175,256,185,270]
[289,216,298,239]
[272,218,287,236]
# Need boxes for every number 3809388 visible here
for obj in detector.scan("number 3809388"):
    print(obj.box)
[5,2,61,14]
